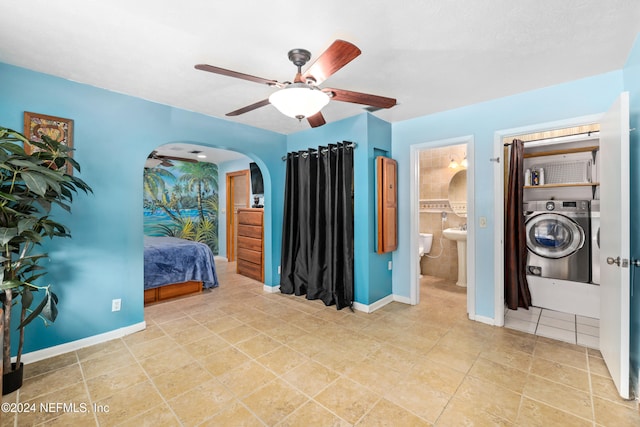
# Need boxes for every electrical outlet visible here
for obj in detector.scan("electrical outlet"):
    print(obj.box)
[111,299,121,312]
[388,261,393,270]
[479,216,488,228]
[278,265,281,274]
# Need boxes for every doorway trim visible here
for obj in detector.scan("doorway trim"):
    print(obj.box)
[226,169,250,262]
[492,113,602,325]
[410,135,476,319]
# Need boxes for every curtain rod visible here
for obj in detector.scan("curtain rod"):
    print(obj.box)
[503,131,599,147]
[281,141,357,161]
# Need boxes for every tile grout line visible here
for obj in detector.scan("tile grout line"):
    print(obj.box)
[528,338,598,424]
[172,304,270,425]
[187,297,345,426]
[121,333,186,426]
[73,350,100,427]
[148,297,271,426]
[183,302,274,426]
[585,347,597,426]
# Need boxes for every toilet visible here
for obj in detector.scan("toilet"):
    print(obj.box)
[418,233,433,257]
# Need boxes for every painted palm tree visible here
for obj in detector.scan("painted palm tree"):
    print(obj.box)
[177,162,218,221]
[170,181,187,210]
[143,167,180,222]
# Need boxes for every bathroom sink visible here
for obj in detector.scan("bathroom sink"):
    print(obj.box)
[443,228,467,242]
[443,228,467,287]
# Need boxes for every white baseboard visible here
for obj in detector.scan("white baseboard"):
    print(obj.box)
[393,295,412,305]
[263,284,280,293]
[352,294,395,313]
[470,314,496,326]
[14,321,146,365]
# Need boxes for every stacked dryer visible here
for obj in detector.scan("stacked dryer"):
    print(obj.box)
[591,200,600,285]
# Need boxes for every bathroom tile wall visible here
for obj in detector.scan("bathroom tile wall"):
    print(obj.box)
[419,144,467,281]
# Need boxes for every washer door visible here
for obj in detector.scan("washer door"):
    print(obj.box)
[525,213,585,259]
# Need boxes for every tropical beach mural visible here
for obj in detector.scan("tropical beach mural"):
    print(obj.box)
[143,160,219,254]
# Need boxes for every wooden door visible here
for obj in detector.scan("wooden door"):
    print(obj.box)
[226,170,250,261]
[376,156,398,253]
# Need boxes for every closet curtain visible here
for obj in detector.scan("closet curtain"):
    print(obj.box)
[504,139,532,309]
[280,142,354,310]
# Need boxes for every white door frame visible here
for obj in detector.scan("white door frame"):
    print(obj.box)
[410,135,475,319]
[492,113,602,325]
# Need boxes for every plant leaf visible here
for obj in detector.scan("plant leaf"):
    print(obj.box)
[21,287,33,309]
[16,292,46,329]
[41,291,58,323]
[21,171,48,196]
[0,227,19,245]
[0,279,23,291]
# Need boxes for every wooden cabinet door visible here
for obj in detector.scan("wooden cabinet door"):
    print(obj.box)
[376,156,398,253]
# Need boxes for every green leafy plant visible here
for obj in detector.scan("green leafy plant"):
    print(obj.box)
[0,127,92,375]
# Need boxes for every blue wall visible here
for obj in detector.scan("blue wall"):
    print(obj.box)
[624,33,640,395]
[392,71,625,318]
[365,115,394,303]
[285,114,393,305]
[0,63,286,354]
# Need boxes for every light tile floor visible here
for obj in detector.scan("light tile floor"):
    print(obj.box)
[505,306,601,349]
[2,265,639,426]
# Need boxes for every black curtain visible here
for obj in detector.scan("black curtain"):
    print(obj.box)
[505,139,532,309]
[280,142,354,309]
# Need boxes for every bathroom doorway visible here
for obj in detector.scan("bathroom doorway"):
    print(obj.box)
[410,135,475,318]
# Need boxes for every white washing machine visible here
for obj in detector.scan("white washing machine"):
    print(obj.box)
[591,200,600,285]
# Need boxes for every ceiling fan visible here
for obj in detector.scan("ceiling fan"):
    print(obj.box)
[147,150,198,167]
[195,40,397,128]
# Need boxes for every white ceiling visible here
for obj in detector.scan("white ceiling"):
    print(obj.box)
[2,0,640,139]
[146,142,249,167]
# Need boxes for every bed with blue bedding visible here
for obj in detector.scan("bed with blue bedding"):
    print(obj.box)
[144,236,219,304]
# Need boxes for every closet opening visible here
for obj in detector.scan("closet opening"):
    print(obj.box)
[499,123,601,347]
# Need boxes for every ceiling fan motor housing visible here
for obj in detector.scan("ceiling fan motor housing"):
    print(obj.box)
[288,49,311,68]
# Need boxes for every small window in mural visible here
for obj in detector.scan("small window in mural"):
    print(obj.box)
[144,161,219,254]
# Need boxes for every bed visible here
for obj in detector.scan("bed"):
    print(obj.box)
[143,236,219,305]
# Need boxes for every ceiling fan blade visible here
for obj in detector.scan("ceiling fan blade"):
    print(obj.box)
[195,64,281,87]
[302,40,361,85]
[226,99,271,116]
[158,155,198,164]
[307,112,326,128]
[324,88,397,109]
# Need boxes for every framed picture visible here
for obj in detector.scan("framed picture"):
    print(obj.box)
[23,111,74,174]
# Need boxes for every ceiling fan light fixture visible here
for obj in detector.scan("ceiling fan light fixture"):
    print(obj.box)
[269,83,330,120]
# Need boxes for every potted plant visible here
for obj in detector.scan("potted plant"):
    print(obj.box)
[0,126,92,394]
